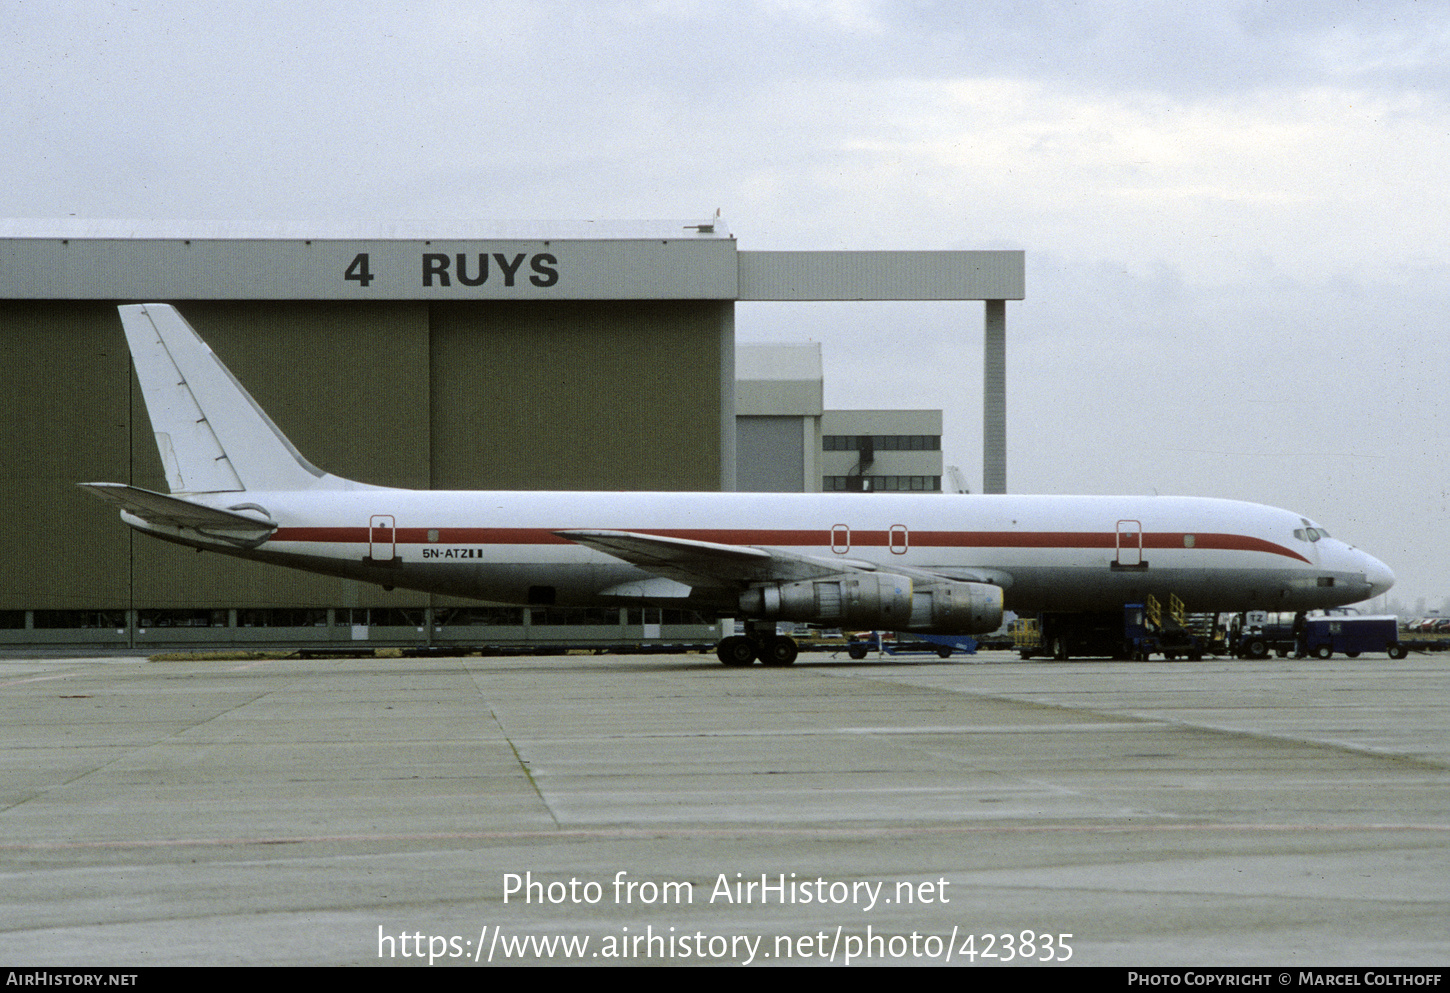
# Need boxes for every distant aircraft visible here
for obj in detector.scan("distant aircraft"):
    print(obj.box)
[83,304,1394,666]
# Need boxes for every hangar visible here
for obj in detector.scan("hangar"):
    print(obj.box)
[0,219,1022,648]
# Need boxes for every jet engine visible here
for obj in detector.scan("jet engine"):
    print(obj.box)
[905,579,1003,634]
[739,574,1002,634]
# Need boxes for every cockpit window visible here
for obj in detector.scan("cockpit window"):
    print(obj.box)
[1294,527,1329,542]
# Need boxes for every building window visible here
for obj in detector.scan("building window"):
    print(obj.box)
[823,434,940,452]
[823,475,941,492]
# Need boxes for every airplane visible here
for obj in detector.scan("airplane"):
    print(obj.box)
[81,304,1395,666]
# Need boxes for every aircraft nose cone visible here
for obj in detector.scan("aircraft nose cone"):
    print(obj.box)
[1363,554,1395,599]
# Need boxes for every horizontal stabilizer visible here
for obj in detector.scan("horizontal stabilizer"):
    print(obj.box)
[78,483,276,534]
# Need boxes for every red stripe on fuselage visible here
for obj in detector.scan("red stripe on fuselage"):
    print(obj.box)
[268,527,1310,563]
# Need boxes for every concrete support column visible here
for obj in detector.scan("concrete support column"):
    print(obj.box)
[983,299,1006,494]
[719,304,737,491]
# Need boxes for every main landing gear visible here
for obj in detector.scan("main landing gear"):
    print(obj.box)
[716,624,799,667]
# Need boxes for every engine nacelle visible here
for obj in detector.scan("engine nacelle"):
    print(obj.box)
[739,573,915,629]
[739,574,1003,635]
[903,580,1003,635]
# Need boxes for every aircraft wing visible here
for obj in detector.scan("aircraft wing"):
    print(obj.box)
[78,483,277,535]
[558,529,1017,608]
[555,529,881,591]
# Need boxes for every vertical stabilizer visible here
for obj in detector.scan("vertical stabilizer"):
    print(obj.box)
[120,304,334,493]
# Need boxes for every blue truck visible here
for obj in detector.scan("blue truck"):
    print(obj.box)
[1301,614,1405,659]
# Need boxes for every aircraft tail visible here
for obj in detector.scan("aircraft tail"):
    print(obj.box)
[118,303,340,493]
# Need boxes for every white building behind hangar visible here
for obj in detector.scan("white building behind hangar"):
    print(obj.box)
[820,409,943,493]
[735,344,943,493]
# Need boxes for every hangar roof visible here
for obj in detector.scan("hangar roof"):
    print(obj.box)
[0,219,1022,302]
[0,217,733,241]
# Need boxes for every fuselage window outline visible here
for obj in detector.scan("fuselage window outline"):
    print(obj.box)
[889,524,909,555]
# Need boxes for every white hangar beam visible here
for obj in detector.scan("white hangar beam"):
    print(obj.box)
[738,249,1024,495]
[736,250,1023,301]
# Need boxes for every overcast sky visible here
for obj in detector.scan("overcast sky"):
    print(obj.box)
[3,0,1446,611]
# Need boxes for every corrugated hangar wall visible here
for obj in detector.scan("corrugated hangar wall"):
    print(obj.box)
[428,301,723,490]
[0,299,727,612]
[1,302,133,612]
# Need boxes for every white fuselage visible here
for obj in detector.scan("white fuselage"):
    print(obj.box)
[126,490,1394,615]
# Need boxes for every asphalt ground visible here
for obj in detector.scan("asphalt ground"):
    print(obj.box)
[0,648,1445,967]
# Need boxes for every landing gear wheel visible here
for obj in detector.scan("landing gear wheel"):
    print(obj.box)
[1051,636,1070,661]
[716,636,756,667]
[760,636,799,667]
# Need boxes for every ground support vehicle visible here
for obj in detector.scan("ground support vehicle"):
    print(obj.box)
[1229,611,1408,659]
[1015,611,1134,659]
[885,632,978,658]
[842,631,977,659]
[1014,596,1216,661]
[1301,615,1404,659]
[1229,612,1299,659]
